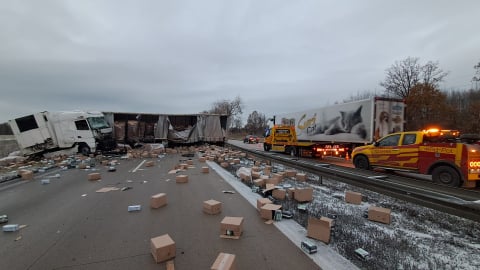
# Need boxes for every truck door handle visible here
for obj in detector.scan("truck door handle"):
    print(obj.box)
[392,149,399,151]
[78,136,82,138]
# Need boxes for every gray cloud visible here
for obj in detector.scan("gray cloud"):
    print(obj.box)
[1,0,479,123]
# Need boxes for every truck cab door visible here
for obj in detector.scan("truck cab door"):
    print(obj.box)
[373,133,419,169]
[74,120,96,147]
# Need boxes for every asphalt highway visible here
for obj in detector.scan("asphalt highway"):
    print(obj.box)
[0,153,321,270]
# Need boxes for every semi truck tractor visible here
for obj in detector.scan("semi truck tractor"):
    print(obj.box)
[263,97,405,158]
[8,111,116,157]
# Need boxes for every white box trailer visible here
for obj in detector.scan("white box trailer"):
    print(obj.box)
[8,111,116,157]
[270,97,405,157]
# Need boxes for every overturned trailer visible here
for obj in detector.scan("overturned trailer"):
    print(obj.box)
[103,112,229,147]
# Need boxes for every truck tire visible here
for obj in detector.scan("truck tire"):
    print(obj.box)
[432,166,461,187]
[353,155,370,170]
[79,144,91,156]
[264,143,271,151]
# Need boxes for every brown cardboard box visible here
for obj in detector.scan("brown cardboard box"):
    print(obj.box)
[176,175,188,183]
[345,191,362,205]
[211,252,236,270]
[272,189,286,200]
[266,177,280,185]
[307,216,333,244]
[253,179,265,187]
[145,161,155,167]
[87,173,101,181]
[203,199,222,215]
[21,170,33,180]
[220,216,244,237]
[150,193,167,209]
[287,188,295,200]
[251,171,261,179]
[199,156,206,162]
[296,173,307,182]
[271,173,283,182]
[368,206,391,224]
[257,198,272,211]
[294,187,313,202]
[187,159,194,165]
[101,160,109,166]
[285,169,297,177]
[251,166,261,172]
[233,158,240,164]
[179,163,189,170]
[78,163,87,169]
[201,166,209,173]
[260,204,282,220]
[150,234,176,263]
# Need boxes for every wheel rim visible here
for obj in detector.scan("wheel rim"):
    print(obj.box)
[438,172,453,185]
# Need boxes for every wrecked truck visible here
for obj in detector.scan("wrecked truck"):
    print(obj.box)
[103,112,229,147]
[8,111,116,157]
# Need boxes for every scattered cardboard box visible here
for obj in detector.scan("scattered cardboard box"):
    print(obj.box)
[203,199,222,215]
[151,193,167,209]
[21,170,33,180]
[260,204,282,220]
[307,216,334,244]
[345,191,362,205]
[166,260,175,270]
[272,189,286,200]
[88,173,101,181]
[201,166,209,173]
[296,173,307,182]
[251,171,261,179]
[199,156,206,162]
[368,206,391,224]
[96,187,120,193]
[151,234,176,263]
[253,179,265,187]
[220,216,244,238]
[257,198,272,211]
[176,175,188,183]
[285,170,297,177]
[294,187,313,202]
[211,252,236,270]
[145,161,155,167]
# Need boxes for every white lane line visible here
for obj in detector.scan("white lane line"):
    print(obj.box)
[132,160,147,173]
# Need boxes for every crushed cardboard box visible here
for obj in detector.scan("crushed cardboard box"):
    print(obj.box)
[260,204,282,220]
[257,198,272,211]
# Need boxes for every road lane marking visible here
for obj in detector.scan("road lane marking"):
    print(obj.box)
[132,160,147,173]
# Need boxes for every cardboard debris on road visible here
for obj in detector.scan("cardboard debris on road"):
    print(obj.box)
[87,173,101,181]
[96,187,120,193]
[176,175,188,183]
[211,252,236,270]
[166,260,175,270]
[220,216,244,239]
[203,199,222,215]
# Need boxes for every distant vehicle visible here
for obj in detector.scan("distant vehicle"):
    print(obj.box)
[8,111,116,157]
[244,135,259,144]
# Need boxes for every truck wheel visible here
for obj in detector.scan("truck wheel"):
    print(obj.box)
[264,144,271,151]
[353,155,370,170]
[432,166,461,187]
[79,144,91,156]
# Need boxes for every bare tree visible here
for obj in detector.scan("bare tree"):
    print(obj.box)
[209,96,244,129]
[473,61,480,90]
[244,111,267,135]
[380,57,448,99]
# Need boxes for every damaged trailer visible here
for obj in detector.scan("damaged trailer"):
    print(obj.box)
[103,112,229,147]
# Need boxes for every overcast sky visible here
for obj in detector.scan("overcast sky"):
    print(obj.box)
[1,0,479,123]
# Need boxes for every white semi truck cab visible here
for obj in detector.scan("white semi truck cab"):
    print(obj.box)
[8,111,116,157]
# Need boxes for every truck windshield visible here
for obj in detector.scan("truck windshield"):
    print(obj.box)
[87,117,109,129]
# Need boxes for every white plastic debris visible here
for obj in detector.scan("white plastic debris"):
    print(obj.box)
[128,205,141,212]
